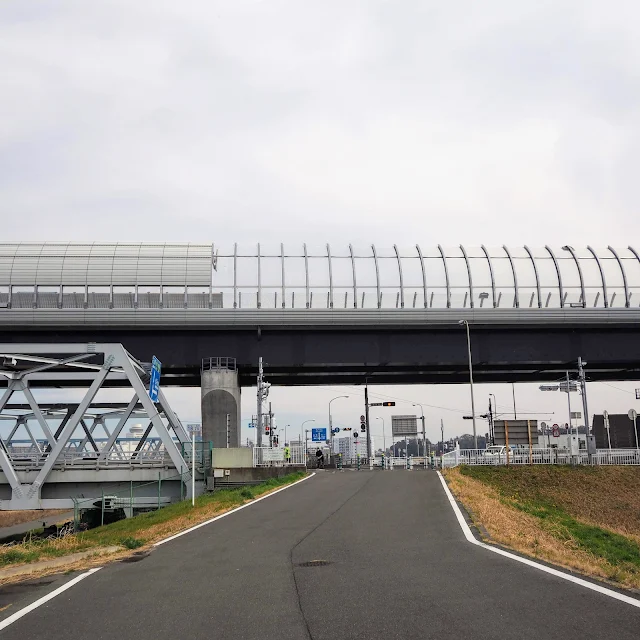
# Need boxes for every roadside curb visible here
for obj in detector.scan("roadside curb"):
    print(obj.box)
[0,546,122,581]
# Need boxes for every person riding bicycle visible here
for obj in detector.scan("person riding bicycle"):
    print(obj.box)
[315,448,324,468]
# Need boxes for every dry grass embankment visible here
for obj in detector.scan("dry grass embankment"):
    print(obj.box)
[444,465,640,589]
[0,471,307,574]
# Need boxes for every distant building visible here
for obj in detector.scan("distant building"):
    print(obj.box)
[332,436,371,459]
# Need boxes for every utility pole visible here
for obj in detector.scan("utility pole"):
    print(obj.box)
[566,370,573,436]
[256,357,263,447]
[578,357,589,435]
[256,357,270,448]
[268,402,273,447]
[440,418,444,454]
[488,398,494,445]
[365,383,372,460]
[460,320,478,448]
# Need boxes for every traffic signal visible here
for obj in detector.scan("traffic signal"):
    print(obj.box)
[353,432,358,439]
[343,427,352,431]
[382,402,395,407]
[273,436,279,446]
[360,414,366,433]
[265,427,270,435]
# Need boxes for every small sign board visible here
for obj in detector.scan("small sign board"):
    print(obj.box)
[570,412,581,420]
[552,426,561,437]
[391,415,418,437]
[186,423,201,435]
[636,389,640,400]
[263,448,284,462]
[149,356,161,402]
[493,420,538,446]
[312,428,327,442]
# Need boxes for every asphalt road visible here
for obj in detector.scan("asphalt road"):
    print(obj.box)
[1,470,639,639]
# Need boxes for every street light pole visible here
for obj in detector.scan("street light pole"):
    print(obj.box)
[413,403,427,468]
[459,320,478,448]
[329,395,349,457]
[489,394,497,445]
[301,419,315,463]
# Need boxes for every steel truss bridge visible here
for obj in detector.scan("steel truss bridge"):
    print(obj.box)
[3,243,640,386]
[0,344,200,510]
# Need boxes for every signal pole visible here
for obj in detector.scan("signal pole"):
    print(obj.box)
[256,357,270,448]
[365,383,371,459]
[256,357,263,447]
[578,357,590,435]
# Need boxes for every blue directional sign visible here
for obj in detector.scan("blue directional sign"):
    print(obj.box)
[311,428,327,442]
[149,356,161,402]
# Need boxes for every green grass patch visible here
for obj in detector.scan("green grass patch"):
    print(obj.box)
[459,465,640,571]
[0,471,307,570]
[120,537,144,550]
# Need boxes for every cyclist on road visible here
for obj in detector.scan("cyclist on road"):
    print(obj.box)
[315,448,324,469]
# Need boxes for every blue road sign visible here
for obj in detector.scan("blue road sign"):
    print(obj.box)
[149,356,161,402]
[311,428,327,442]
[248,423,255,429]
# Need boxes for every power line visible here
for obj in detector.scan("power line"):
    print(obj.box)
[598,381,635,394]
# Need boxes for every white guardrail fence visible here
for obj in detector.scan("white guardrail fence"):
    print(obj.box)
[253,445,306,467]
[441,447,640,468]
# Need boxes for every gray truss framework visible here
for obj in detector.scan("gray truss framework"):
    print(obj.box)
[0,343,192,509]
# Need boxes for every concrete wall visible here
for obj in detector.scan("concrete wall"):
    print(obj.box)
[211,447,253,468]
[213,466,306,486]
[202,367,241,448]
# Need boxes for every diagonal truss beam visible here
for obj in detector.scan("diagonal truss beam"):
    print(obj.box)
[28,363,112,498]
[97,395,138,460]
[78,419,99,453]
[157,389,189,444]
[131,422,153,460]
[115,346,190,487]
[20,384,57,446]
[0,380,18,414]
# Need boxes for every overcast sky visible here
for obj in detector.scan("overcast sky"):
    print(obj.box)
[2,1,640,444]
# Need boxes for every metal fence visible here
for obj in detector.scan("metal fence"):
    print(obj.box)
[71,469,189,531]
[442,448,640,468]
[253,445,306,467]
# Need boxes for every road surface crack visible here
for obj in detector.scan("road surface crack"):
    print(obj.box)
[288,474,375,639]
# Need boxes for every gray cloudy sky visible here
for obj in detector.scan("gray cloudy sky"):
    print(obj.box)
[2,1,640,443]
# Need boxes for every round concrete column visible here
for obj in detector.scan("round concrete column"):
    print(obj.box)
[201,359,241,448]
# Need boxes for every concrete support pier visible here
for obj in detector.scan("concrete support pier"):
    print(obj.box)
[201,357,241,448]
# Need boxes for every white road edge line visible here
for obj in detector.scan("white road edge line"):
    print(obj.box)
[0,568,102,631]
[436,471,640,609]
[155,472,316,546]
